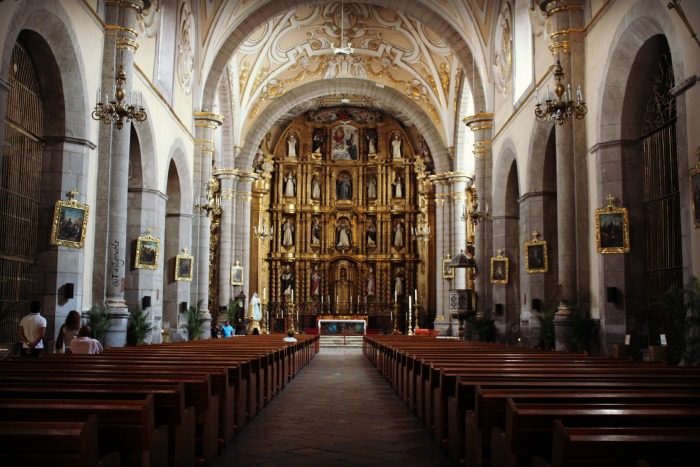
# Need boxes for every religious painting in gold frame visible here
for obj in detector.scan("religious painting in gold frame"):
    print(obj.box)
[524,233,548,274]
[490,253,509,285]
[231,262,243,286]
[595,195,630,254]
[135,233,160,270]
[50,198,89,249]
[174,250,194,281]
[442,257,454,280]
[690,159,700,228]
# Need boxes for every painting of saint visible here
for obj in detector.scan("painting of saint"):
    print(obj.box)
[336,173,352,200]
[331,124,359,160]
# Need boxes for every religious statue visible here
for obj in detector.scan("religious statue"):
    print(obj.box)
[286,134,297,158]
[312,130,324,154]
[394,274,403,297]
[281,266,294,296]
[247,292,262,334]
[281,218,294,247]
[336,175,352,200]
[367,134,377,154]
[284,171,296,197]
[310,266,321,296]
[366,220,377,247]
[366,175,377,199]
[393,221,404,249]
[367,267,375,296]
[253,147,264,173]
[311,174,321,200]
[336,223,352,249]
[393,174,403,198]
[331,125,359,160]
[391,133,402,159]
[311,217,321,245]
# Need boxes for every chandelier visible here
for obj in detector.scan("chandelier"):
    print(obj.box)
[534,57,587,125]
[253,222,274,241]
[332,0,354,56]
[92,64,147,129]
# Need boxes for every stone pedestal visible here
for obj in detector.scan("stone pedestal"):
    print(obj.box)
[104,308,129,348]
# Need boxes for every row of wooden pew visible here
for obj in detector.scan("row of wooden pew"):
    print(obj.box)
[0,334,318,466]
[364,336,700,467]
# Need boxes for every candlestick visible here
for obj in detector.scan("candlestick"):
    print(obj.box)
[291,289,294,303]
[263,287,266,300]
[414,289,417,302]
[394,290,397,303]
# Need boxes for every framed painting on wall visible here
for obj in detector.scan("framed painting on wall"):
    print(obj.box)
[135,232,160,270]
[490,252,509,285]
[174,250,194,281]
[595,194,630,254]
[50,196,89,249]
[524,232,548,273]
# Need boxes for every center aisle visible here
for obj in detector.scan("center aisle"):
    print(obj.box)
[212,350,449,466]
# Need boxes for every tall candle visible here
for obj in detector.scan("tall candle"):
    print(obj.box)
[414,289,417,301]
[263,287,266,300]
[291,289,294,303]
[394,290,397,303]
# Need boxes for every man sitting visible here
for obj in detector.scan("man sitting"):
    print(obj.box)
[283,329,297,343]
[70,325,103,354]
[221,321,235,338]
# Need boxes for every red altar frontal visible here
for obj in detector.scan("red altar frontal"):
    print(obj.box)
[316,315,368,335]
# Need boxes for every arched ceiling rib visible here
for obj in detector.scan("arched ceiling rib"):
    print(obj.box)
[238,77,449,173]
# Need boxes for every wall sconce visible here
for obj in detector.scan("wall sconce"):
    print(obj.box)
[253,222,274,241]
[194,177,222,216]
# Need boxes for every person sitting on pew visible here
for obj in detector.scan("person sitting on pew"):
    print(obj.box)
[283,329,297,343]
[55,309,81,354]
[70,325,103,354]
[18,300,46,357]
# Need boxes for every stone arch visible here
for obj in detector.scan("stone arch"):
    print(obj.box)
[0,2,89,141]
[131,118,159,191]
[492,139,518,214]
[165,138,194,213]
[525,121,555,194]
[198,0,487,128]
[236,78,450,172]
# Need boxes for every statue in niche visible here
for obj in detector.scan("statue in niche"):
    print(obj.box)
[281,265,294,296]
[366,175,377,199]
[367,133,377,155]
[391,133,402,159]
[310,266,321,297]
[286,134,297,158]
[312,130,324,155]
[284,171,296,197]
[394,272,403,297]
[281,218,294,247]
[336,173,352,200]
[367,267,375,296]
[311,217,321,245]
[393,174,403,198]
[253,147,264,173]
[311,174,322,200]
[336,222,352,249]
[393,221,404,249]
[366,220,377,247]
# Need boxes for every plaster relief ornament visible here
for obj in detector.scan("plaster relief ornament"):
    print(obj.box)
[494,2,513,93]
[177,1,195,95]
[138,0,161,38]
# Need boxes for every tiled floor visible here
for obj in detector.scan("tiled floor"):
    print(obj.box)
[211,349,449,466]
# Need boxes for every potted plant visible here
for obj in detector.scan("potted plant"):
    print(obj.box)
[86,303,110,345]
[128,307,153,345]
[185,302,204,341]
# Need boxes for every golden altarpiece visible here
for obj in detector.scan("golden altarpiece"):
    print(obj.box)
[251,108,434,333]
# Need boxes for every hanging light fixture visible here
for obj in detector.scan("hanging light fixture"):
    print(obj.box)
[92,58,147,129]
[332,0,354,56]
[534,56,586,125]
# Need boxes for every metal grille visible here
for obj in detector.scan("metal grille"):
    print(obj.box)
[0,41,44,343]
[641,51,681,338]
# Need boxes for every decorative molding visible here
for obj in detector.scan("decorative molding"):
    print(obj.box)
[177,1,195,95]
[588,139,637,154]
[44,135,97,150]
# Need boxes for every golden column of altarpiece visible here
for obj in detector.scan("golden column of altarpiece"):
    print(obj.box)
[251,107,434,333]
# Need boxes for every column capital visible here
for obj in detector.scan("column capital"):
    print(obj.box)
[463,112,494,131]
[428,171,473,184]
[194,111,225,129]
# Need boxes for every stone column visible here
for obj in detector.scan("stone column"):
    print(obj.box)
[450,176,470,290]
[464,113,494,318]
[101,0,148,348]
[217,170,235,310]
[237,174,256,296]
[540,0,586,350]
[191,111,224,338]
[431,178,452,336]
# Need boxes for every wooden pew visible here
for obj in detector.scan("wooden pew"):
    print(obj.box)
[550,421,700,467]
[0,416,120,467]
[0,382,195,467]
[0,396,168,467]
[492,400,700,467]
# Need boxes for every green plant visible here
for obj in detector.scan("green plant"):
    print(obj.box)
[534,306,556,350]
[227,299,241,324]
[86,303,110,344]
[656,277,700,365]
[469,316,496,342]
[128,307,153,345]
[185,302,204,341]
[569,307,596,353]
